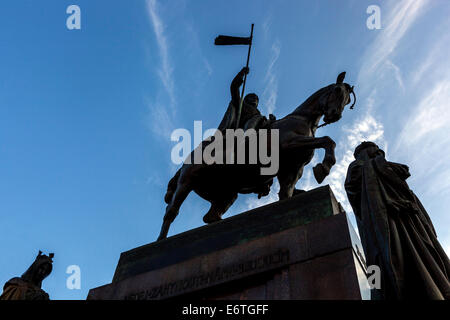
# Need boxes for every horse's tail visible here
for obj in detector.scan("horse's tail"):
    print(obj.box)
[164,169,181,204]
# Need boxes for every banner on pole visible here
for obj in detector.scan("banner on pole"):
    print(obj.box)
[214,35,251,46]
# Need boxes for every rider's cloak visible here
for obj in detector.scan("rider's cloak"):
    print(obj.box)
[218,101,237,132]
[218,101,264,132]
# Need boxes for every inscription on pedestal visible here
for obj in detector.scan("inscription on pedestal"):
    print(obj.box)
[125,249,290,300]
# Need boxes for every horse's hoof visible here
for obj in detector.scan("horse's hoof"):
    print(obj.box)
[203,213,222,224]
[313,164,328,184]
[156,232,168,241]
[293,189,306,196]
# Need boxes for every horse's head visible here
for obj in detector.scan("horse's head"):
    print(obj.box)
[320,72,356,125]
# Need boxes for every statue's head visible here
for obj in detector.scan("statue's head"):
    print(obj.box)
[244,93,259,108]
[21,251,54,288]
[321,72,356,124]
[354,141,385,160]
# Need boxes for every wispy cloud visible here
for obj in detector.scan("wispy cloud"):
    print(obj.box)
[262,41,281,115]
[397,81,450,146]
[358,0,429,86]
[260,13,281,116]
[411,30,450,85]
[385,59,404,91]
[395,80,450,197]
[411,38,446,85]
[384,1,450,205]
[145,98,174,139]
[185,22,213,77]
[146,0,176,108]
[261,15,273,40]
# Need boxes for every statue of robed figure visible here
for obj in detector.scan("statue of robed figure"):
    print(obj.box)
[0,251,54,300]
[345,141,450,300]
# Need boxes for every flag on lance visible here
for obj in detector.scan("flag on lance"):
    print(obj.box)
[214,24,254,129]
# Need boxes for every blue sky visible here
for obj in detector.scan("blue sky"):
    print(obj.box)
[0,0,449,300]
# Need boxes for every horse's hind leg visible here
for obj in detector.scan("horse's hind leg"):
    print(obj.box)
[157,183,191,241]
[278,167,304,200]
[203,194,238,224]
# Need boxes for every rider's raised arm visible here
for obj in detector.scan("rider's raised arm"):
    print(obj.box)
[230,67,249,106]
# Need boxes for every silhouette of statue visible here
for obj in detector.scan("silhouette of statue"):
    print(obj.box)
[0,251,54,300]
[345,141,450,300]
[158,71,355,240]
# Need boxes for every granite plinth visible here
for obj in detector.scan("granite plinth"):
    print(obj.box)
[88,185,369,300]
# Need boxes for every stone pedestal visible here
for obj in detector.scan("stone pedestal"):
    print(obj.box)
[88,185,370,300]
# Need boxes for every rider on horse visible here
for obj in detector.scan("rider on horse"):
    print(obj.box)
[217,67,276,198]
[159,71,355,241]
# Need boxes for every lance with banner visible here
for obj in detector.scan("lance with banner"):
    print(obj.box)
[215,24,254,129]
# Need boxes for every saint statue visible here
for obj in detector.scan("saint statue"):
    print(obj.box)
[0,251,54,300]
[216,67,275,198]
[345,141,450,300]
[218,66,274,132]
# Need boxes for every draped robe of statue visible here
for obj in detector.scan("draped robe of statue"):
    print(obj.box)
[345,142,450,300]
[0,251,53,300]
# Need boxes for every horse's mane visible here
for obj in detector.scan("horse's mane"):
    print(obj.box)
[288,85,332,117]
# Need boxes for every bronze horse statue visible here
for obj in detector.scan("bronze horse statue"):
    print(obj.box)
[157,72,355,240]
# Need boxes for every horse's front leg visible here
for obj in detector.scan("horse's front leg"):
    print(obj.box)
[281,135,336,184]
[312,136,336,183]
